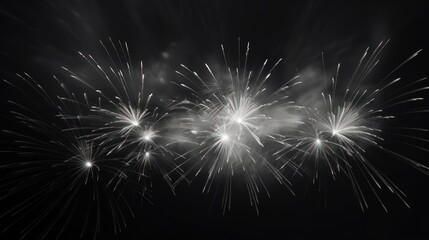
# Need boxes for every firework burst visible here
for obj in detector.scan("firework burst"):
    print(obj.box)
[1,73,134,240]
[1,37,428,239]
[169,40,302,213]
[61,39,181,192]
[277,40,429,210]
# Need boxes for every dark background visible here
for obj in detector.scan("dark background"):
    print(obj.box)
[1,0,429,239]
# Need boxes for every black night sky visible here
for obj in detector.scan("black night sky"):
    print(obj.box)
[1,1,429,239]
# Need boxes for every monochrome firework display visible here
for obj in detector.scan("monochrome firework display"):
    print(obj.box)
[1,1,428,239]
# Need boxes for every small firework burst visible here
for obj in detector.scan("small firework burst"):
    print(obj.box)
[1,73,134,240]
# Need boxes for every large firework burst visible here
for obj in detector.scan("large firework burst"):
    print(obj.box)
[169,40,302,213]
[276,40,429,210]
[61,39,181,192]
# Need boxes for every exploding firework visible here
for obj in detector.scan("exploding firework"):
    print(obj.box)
[276,40,429,210]
[169,40,302,213]
[1,37,428,239]
[61,39,181,192]
[1,73,135,239]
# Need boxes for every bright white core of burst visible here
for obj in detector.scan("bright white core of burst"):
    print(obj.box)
[131,120,139,126]
[315,139,321,145]
[143,135,151,141]
[85,161,92,168]
[236,117,243,124]
[221,134,230,142]
[145,152,150,157]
